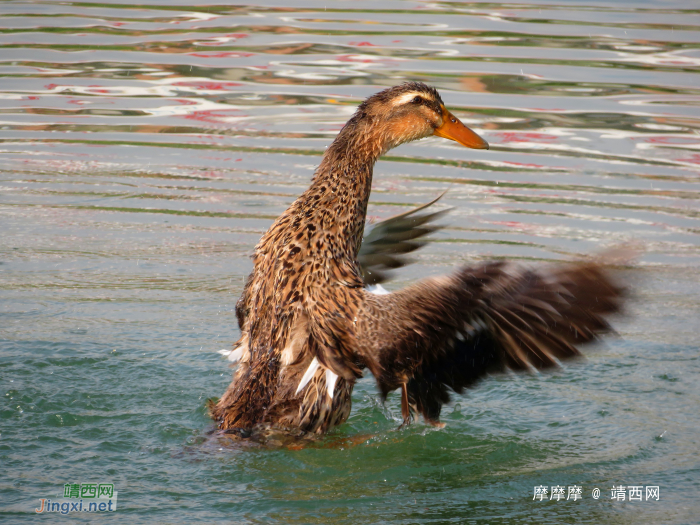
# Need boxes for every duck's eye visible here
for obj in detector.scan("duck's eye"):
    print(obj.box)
[412,96,423,104]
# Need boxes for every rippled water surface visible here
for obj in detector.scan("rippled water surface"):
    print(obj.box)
[1,0,699,523]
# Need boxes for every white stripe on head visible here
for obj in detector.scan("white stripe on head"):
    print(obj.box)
[390,91,435,107]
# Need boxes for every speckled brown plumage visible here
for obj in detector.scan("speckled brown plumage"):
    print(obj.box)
[210,82,626,436]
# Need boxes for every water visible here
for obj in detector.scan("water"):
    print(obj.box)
[1,0,699,522]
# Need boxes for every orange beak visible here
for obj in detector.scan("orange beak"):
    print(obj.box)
[433,106,489,149]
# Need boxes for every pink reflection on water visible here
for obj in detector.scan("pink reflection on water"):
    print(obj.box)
[188,52,254,58]
[678,154,700,165]
[183,109,242,125]
[641,136,700,145]
[492,220,531,229]
[496,132,558,143]
[502,161,546,169]
[173,81,242,91]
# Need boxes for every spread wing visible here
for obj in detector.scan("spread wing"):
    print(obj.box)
[359,194,449,285]
[355,258,625,425]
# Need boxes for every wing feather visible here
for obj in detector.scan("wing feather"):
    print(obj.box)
[359,194,449,285]
[356,259,626,425]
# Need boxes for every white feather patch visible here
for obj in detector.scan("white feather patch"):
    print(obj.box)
[219,337,249,363]
[227,346,244,363]
[390,91,433,106]
[366,284,390,295]
[295,357,319,395]
[218,346,244,363]
[325,368,338,400]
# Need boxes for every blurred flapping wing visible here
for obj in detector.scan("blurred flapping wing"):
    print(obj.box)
[356,260,624,425]
[359,194,449,285]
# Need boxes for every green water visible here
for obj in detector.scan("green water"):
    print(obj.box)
[1,0,699,523]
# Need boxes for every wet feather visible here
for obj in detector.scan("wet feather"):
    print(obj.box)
[210,83,630,437]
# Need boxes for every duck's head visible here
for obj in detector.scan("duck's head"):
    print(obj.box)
[354,82,489,152]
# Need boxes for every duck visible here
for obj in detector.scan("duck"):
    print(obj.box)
[210,82,625,437]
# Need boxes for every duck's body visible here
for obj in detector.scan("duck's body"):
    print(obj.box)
[211,83,624,436]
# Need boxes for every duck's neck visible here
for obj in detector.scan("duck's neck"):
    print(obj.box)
[307,116,386,257]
